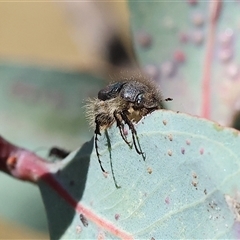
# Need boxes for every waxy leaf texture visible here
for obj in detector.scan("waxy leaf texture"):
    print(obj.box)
[39,110,240,239]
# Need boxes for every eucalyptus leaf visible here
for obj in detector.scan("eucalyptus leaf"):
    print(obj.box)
[129,1,240,125]
[39,110,240,239]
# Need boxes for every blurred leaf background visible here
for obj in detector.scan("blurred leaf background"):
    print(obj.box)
[0,2,130,238]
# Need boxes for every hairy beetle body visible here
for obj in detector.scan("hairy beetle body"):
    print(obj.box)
[85,74,172,187]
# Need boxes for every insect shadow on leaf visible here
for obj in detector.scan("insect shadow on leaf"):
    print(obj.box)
[104,129,121,188]
[86,74,172,187]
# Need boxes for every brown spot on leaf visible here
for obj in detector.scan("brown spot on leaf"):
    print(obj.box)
[115,214,120,221]
[192,180,198,189]
[181,148,185,154]
[147,167,153,174]
[167,150,172,156]
[168,134,173,141]
[163,120,167,125]
[165,196,170,204]
[192,172,197,179]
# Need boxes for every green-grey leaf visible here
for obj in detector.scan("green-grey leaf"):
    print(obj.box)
[0,63,106,148]
[39,110,240,239]
[0,62,106,232]
[128,2,240,124]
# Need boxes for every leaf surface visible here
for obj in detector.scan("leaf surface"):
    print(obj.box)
[39,110,240,239]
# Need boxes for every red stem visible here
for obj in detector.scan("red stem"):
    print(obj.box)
[0,136,133,239]
[42,174,133,239]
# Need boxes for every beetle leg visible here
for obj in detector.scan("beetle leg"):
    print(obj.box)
[113,111,132,148]
[120,112,146,160]
[94,116,106,173]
